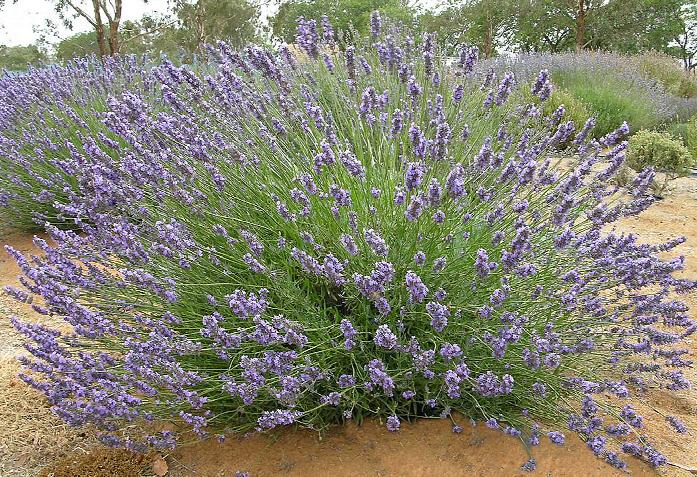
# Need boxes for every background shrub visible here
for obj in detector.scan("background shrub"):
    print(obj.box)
[666,122,689,146]
[627,130,693,174]
[627,130,694,195]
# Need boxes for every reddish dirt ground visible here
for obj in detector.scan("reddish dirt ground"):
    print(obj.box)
[166,417,657,477]
[1,180,696,476]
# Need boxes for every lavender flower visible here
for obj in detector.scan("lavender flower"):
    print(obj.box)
[374,324,398,349]
[364,229,389,257]
[548,431,565,445]
[521,459,536,472]
[320,15,334,44]
[338,374,356,388]
[405,271,428,303]
[370,11,382,38]
[341,234,359,256]
[405,162,426,190]
[475,249,495,278]
[405,194,425,221]
[427,301,450,332]
[296,18,320,59]
[445,164,465,199]
[257,410,302,430]
[386,415,400,432]
[666,415,687,433]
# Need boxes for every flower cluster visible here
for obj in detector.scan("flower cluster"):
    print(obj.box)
[2,14,693,472]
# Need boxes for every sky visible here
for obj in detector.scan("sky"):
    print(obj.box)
[0,0,182,46]
[0,0,438,48]
[0,0,172,47]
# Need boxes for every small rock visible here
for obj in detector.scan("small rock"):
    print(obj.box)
[153,455,168,476]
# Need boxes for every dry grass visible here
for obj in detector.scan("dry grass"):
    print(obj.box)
[0,359,95,477]
[0,230,95,477]
[38,448,154,477]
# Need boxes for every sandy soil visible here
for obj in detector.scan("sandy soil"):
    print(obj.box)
[1,179,696,477]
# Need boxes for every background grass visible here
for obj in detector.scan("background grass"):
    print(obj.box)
[551,71,662,138]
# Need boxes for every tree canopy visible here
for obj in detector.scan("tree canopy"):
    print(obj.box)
[427,0,687,56]
[0,0,696,68]
[0,44,46,70]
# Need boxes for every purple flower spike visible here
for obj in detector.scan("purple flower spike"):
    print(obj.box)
[548,431,565,446]
[386,415,400,432]
[370,11,382,37]
[405,271,428,303]
[427,301,450,332]
[364,229,389,257]
[374,324,398,349]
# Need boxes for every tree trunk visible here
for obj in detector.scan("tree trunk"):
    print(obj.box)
[483,9,494,58]
[108,21,119,55]
[107,0,123,55]
[91,0,108,57]
[575,0,586,52]
[195,1,206,47]
[678,31,692,72]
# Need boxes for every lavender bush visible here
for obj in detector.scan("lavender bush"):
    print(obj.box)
[0,55,156,229]
[4,14,694,472]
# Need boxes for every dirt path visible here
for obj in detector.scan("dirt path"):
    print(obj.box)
[1,184,696,476]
